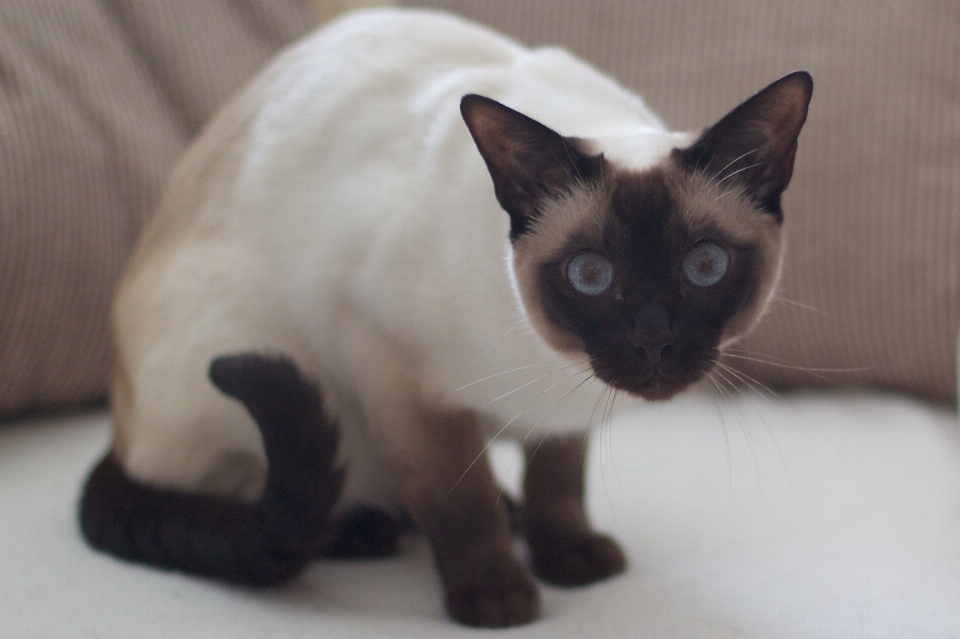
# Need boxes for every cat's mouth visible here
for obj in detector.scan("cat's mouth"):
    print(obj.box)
[626,371,702,401]
[633,375,690,401]
[591,352,716,402]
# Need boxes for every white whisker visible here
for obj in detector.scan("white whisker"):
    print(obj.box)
[710,148,760,184]
[482,317,531,356]
[771,296,828,316]
[715,162,764,187]
[453,359,571,392]
[713,362,787,470]
[721,351,874,375]
[449,362,592,494]
[487,360,590,403]
[712,366,764,499]
[703,371,734,499]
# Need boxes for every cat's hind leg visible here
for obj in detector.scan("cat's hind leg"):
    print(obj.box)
[322,504,407,559]
[79,354,343,586]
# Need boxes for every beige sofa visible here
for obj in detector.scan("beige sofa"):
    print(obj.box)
[1,1,958,637]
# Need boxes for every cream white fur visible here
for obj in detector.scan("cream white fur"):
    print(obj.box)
[112,9,695,509]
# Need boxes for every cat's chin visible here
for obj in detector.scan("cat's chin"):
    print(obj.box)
[632,378,691,402]
[634,381,686,402]
[601,368,707,402]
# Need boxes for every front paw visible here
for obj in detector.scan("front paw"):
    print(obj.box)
[444,559,539,628]
[529,530,626,587]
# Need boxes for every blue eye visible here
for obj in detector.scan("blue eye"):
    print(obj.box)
[682,243,729,287]
[566,252,614,296]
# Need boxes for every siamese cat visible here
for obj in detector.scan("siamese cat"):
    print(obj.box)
[79,8,812,628]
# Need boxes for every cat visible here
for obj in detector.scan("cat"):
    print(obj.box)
[79,8,812,628]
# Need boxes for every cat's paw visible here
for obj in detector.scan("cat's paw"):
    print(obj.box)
[529,531,626,587]
[444,561,539,628]
[323,506,404,559]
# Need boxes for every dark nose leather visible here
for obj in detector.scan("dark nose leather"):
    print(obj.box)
[630,303,674,364]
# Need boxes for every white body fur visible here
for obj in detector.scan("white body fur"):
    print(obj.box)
[112,9,692,510]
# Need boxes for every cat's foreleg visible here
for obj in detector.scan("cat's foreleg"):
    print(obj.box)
[367,399,539,627]
[336,313,539,627]
[523,433,626,586]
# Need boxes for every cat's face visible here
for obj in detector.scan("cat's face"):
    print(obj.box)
[462,72,812,401]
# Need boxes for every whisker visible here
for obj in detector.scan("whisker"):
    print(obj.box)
[518,375,615,526]
[519,375,600,495]
[712,366,764,500]
[715,162,764,187]
[696,147,762,202]
[685,147,762,215]
[593,384,621,531]
[715,360,780,400]
[702,370,733,500]
[770,296,828,316]
[721,351,875,376]
[713,362,787,470]
[482,317,531,356]
[488,361,591,403]
[519,371,598,476]
[711,148,760,184]
[604,389,623,490]
[451,363,593,493]
[522,372,598,449]
[716,359,835,446]
[453,359,571,392]
[709,189,736,205]
[503,370,600,508]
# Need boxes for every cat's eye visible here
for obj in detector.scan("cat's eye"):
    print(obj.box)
[566,252,614,296]
[682,243,729,287]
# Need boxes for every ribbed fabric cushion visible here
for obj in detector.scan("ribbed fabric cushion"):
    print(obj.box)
[406,0,960,404]
[0,1,315,416]
[3,1,957,416]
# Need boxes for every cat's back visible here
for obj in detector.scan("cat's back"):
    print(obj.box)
[256,8,650,130]
[134,8,662,255]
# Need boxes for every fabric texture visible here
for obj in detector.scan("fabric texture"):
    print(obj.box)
[405,0,960,404]
[0,0,316,416]
[2,1,957,417]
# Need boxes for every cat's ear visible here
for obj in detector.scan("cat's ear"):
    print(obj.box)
[461,94,600,241]
[675,71,813,220]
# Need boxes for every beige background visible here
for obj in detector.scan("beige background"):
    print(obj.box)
[1,0,956,417]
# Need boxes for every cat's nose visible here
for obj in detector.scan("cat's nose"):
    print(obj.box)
[635,340,674,365]
[630,303,674,364]
[633,338,673,365]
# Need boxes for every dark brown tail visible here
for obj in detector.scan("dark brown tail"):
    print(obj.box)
[79,354,344,586]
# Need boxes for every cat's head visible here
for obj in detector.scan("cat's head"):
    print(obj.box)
[461,72,812,401]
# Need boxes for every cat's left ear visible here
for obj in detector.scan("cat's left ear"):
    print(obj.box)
[461,95,600,241]
[675,71,813,220]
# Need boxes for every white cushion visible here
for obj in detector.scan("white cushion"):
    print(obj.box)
[2,390,959,637]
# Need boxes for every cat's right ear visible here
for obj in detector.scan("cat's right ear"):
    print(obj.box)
[461,95,600,241]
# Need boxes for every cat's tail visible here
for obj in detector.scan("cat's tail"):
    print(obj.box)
[79,354,344,586]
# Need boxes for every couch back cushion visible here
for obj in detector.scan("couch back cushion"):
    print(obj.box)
[0,0,315,416]
[2,0,957,417]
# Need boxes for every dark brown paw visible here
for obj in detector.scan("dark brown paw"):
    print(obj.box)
[529,531,626,587]
[444,562,539,628]
[323,506,404,559]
